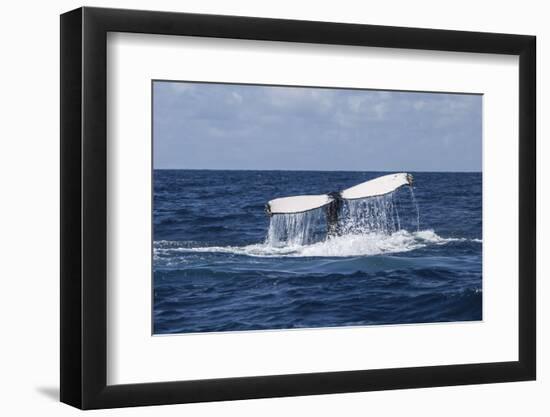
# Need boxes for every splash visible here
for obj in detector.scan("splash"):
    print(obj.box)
[266,187,420,247]
[152,184,474,260]
[154,229,479,259]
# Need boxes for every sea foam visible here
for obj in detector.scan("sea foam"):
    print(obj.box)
[154,229,480,259]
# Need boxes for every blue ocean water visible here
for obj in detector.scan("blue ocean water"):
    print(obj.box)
[153,170,482,334]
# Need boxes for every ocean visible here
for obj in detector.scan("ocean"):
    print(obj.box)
[153,170,482,334]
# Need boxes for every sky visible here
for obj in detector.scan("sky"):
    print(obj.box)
[153,81,482,172]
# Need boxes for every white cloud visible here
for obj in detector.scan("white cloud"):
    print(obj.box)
[413,100,426,110]
[348,96,365,113]
[372,102,388,120]
[170,83,194,94]
[230,92,243,104]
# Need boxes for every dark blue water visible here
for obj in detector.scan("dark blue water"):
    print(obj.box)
[153,170,482,334]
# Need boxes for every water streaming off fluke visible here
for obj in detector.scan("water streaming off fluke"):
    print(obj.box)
[266,188,420,247]
[266,208,326,247]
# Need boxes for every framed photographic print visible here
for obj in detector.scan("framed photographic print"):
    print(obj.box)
[60,6,536,409]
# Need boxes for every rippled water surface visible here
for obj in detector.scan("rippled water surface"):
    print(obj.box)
[154,170,482,334]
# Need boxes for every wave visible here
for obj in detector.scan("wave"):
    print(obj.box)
[154,229,481,259]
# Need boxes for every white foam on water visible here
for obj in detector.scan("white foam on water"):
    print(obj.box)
[154,229,480,259]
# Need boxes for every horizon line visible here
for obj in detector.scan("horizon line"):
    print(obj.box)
[153,168,482,173]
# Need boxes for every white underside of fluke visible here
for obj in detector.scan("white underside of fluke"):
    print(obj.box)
[267,194,334,215]
[267,173,411,215]
[340,173,410,200]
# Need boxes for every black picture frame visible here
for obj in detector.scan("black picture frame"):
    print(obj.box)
[60,6,536,410]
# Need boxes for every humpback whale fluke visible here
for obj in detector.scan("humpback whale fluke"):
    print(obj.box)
[266,173,413,215]
[265,173,414,237]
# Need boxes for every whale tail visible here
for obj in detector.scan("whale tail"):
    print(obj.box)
[266,173,413,215]
[265,172,414,236]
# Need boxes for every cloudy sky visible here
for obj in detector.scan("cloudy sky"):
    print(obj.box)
[153,81,482,172]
